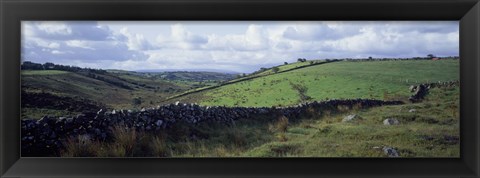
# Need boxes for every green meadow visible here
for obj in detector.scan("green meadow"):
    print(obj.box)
[22,59,460,157]
[193,60,459,107]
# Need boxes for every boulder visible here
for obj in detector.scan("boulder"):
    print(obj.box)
[383,147,399,157]
[342,114,361,122]
[383,118,400,125]
[409,85,417,92]
[155,120,163,127]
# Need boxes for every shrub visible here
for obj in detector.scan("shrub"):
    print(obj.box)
[111,126,138,157]
[62,135,99,157]
[225,128,247,147]
[272,116,289,133]
[272,67,280,73]
[151,136,170,157]
[290,83,312,103]
[277,133,288,142]
[352,103,363,111]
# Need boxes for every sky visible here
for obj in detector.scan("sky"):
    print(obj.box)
[21,21,459,73]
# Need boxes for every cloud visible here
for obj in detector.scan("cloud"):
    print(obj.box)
[65,40,94,50]
[22,21,459,73]
[119,28,155,50]
[282,22,360,41]
[36,22,72,35]
[155,24,208,50]
[203,24,269,51]
[26,21,112,41]
[321,23,459,58]
[22,21,148,66]
[171,24,208,44]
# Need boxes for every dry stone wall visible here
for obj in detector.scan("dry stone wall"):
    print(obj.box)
[21,99,403,156]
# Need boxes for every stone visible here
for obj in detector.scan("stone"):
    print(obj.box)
[38,116,56,125]
[156,120,163,127]
[408,109,417,113]
[94,128,102,135]
[383,118,400,125]
[21,99,407,156]
[342,114,361,122]
[97,109,104,115]
[409,85,416,92]
[383,147,399,157]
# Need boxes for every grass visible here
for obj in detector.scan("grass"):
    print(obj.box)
[60,86,459,157]
[21,108,80,120]
[22,70,70,75]
[28,59,458,157]
[243,87,459,157]
[21,69,197,113]
[192,60,458,107]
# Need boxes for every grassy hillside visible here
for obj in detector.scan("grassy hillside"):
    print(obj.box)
[23,59,460,157]
[62,86,459,157]
[22,70,183,109]
[21,67,240,119]
[21,70,187,119]
[172,60,459,107]
[242,87,459,157]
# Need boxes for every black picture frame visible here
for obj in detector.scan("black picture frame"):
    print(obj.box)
[1,0,479,177]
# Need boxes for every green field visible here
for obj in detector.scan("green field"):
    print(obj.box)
[21,67,237,119]
[62,87,459,157]
[22,70,69,75]
[22,59,460,157]
[242,87,459,157]
[174,60,459,107]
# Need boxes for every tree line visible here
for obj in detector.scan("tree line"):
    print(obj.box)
[21,61,107,74]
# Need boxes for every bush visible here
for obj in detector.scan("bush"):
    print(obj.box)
[111,126,138,157]
[269,116,289,133]
[272,67,280,73]
[62,135,99,157]
[290,83,312,103]
[151,136,170,157]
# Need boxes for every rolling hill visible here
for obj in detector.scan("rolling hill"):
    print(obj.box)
[169,59,459,107]
[21,58,460,157]
[21,65,237,119]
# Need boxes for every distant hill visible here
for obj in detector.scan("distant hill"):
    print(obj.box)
[149,71,238,82]
[136,69,240,74]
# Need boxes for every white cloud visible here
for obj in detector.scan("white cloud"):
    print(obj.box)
[155,24,208,50]
[203,24,269,51]
[22,21,459,73]
[22,21,147,65]
[36,22,72,35]
[119,28,154,50]
[66,40,94,50]
[51,50,66,54]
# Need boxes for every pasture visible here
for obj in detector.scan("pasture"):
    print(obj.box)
[195,60,459,107]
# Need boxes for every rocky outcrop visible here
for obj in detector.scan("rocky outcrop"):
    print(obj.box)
[342,114,362,122]
[383,147,400,157]
[21,99,403,156]
[383,118,400,125]
[409,80,459,103]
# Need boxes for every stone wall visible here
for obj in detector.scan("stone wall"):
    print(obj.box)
[409,80,459,102]
[21,98,403,156]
